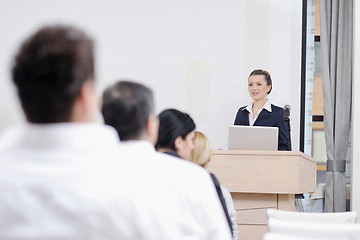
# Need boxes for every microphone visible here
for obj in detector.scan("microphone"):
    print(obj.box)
[284,104,291,120]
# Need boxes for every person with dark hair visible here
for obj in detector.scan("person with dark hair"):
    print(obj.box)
[0,26,232,240]
[234,69,289,150]
[100,80,232,239]
[102,80,158,144]
[12,25,95,123]
[156,108,196,160]
[156,110,234,235]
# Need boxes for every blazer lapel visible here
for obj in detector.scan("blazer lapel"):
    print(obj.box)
[254,109,269,125]
[242,109,250,125]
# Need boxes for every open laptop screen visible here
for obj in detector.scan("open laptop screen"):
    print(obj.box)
[228,125,278,150]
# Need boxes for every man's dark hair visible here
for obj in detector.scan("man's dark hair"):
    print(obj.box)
[12,25,94,123]
[102,80,154,141]
[156,108,196,150]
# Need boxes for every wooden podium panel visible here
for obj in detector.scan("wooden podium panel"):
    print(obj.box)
[207,150,316,240]
[238,225,268,240]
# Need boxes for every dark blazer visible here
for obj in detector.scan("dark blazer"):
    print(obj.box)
[162,150,181,159]
[209,173,233,236]
[234,104,289,151]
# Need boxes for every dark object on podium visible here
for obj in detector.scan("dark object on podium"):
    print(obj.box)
[284,104,292,151]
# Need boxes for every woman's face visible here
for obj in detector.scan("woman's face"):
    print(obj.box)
[176,131,195,160]
[248,74,271,101]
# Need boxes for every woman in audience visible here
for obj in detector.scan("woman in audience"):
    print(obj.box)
[156,108,196,160]
[189,131,238,240]
[156,110,234,236]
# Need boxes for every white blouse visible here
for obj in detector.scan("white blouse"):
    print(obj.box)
[245,100,272,125]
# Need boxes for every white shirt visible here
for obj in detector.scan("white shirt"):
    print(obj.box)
[220,185,238,240]
[245,99,272,125]
[0,123,231,240]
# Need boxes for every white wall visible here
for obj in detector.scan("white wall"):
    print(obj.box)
[0,0,302,149]
[351,0,360,216]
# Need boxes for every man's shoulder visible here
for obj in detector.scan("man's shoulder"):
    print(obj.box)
[154,151,210,177]
[114,142,211,184]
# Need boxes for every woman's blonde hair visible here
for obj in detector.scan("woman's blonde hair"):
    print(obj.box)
[189,131,212,167]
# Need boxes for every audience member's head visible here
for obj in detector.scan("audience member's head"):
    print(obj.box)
[12,25,95,123]
[189,131,212,167]
[102,80,158,145]
[156,108,196,160]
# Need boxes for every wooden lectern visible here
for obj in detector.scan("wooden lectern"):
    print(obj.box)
[207,150,316,240]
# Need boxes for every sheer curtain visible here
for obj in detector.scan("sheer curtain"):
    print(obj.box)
[319,0,353,212]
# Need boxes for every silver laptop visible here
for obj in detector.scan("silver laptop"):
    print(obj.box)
[228,125,278,150]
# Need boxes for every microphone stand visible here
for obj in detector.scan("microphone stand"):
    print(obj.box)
[284,107,303,209]
[284,109,292,151]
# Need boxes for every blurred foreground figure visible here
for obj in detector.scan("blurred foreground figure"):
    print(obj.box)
[0,26,231,240]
